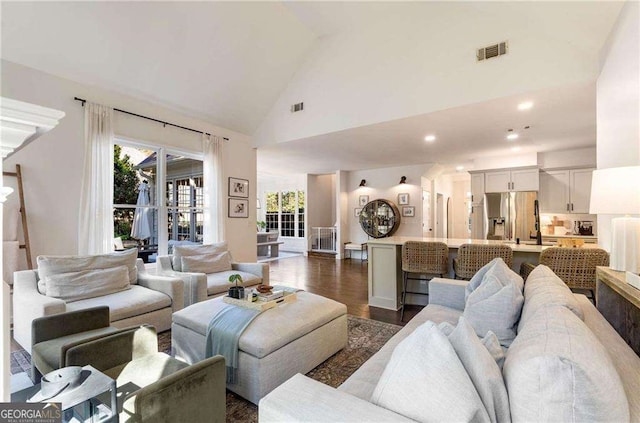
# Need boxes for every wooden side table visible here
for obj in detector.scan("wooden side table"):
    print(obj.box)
[596,266,640,356]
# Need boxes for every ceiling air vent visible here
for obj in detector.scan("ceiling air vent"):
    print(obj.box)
[290,102,304,113]
[477,41,508,62]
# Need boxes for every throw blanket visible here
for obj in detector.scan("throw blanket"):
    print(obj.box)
[205,306,260,384]
[272,285,301,294]
[205,285,303,384]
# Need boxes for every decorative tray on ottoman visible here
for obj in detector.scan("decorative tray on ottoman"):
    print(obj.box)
[223,291,297,311]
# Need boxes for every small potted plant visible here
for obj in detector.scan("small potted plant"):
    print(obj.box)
[228,274,245,299]
[257,221,267,232]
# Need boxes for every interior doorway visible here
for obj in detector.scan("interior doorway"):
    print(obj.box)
[422,190,432,237]
[436,194,444,238]
[446,197,452,238]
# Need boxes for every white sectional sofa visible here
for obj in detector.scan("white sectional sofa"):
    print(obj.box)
[260,264,640,422]
[13,249,184,353]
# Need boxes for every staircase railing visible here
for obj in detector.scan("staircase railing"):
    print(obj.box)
[311,227,337,253]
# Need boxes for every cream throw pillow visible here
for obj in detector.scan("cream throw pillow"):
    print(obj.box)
[448,317,511,423]
[181,251,232,274]
[466,258,523,301]
[464,258,524,347]
[438,322,506,370]
[371,321,490,423]
[38,248,138,294]
[480,331,506,370]
[45,265,130,302]
[172,242,228,271]
[466,257,501,301]
[464,273,524,347]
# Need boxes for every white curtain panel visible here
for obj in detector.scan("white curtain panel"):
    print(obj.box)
[78,102,114,255]
[203,134,225,243]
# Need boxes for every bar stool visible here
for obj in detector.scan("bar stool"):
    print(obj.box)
[453,243,513,280]
[520,247,609,300]
[401,241,448,321]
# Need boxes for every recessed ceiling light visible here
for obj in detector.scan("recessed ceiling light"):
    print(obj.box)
[424,135,436,142]
[507,133,519,140]
[456,165,464,171]
[518,101,534,110]
[511,146,521,152]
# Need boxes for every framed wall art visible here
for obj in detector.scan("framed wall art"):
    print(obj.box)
[359,195,369,207]
[398,193,410,205]
[354,208,363,217]
[229,177,249,198]
[402,206,415,217]
[229,198,249,218]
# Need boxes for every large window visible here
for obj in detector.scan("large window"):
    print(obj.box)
[265,190,305,238]
[113,140,204,255]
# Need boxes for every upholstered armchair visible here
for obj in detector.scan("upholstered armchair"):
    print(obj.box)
[63,323,226,423]
[30,306,117,382]
[156,242,267,306]
[13,250,184,353]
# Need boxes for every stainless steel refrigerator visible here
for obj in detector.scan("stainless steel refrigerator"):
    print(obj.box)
[481,191,538,242]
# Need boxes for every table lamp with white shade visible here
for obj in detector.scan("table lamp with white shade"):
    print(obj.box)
[590,166,640,289]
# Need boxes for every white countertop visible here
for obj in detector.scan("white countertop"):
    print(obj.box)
[366,236,601,253]
[541,234,597,239]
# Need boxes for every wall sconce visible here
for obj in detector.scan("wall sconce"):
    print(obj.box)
[399,176,407,184]
[359,179,367,187]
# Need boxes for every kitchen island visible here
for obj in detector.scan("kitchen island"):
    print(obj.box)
[366,237,549,310]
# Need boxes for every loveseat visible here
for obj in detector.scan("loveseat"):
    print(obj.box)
[13,249,184,353]
[260,261,640,422]
[156,241,267,306]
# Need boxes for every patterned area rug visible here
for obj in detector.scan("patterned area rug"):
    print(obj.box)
[225,316,401,422]
[11,316,401,423]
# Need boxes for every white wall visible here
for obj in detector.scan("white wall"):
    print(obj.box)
[307,174,335,227]
[433,174,455,238]
[537,147,596,170]
[596,1,640,252]
[307,173,336,250]
[336,170,349,259]
[1,60,258,264]
[450,178,472,238]
[254,2,615,147]
[347,164,437,244]
[473,152,538,171]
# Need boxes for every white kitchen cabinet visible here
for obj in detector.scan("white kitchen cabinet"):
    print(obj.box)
[511,168,540,191]
[570,168,593,213]
[485,168,539,193]
[484,171,511,193]
[539,170,570,213]
[539,168,594,213]
[470,172,485,203]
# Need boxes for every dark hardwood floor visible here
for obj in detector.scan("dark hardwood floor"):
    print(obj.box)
[269,255,423,326]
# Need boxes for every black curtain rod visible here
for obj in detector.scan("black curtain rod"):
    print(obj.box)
[74,97,229,141]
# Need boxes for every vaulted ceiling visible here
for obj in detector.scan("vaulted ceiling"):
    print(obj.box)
[1,1,626,173]
[1,1,317,134]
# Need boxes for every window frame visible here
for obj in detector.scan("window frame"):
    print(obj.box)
[264,190,306,239]
[114,136,204,256]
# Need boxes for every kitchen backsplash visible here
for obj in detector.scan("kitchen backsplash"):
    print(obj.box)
[539,213,598,236]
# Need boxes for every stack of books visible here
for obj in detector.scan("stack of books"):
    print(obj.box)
[257,290,284,302]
